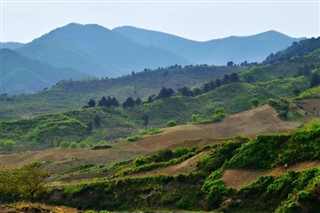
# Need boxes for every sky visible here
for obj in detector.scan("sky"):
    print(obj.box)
[0,0,319,43]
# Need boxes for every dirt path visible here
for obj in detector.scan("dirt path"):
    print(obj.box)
[222,161,320,190]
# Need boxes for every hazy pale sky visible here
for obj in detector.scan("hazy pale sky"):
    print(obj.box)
[1,0,319,43]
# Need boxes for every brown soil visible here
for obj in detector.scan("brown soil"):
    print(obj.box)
[129,151,209,178]
[0,103,308,182]
[222,169,267,190]
[0,202,78,213]
[222,161,320,190]
[127,104,300,152]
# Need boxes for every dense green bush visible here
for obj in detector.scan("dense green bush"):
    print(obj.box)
[197,142,241,174]
[166,119,177,127]
[226,134,289,169]
[0,165,50,202]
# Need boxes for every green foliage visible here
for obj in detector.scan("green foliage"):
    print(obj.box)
[124,135,141,142]
[60,141,70,148]
[137,128,163,136]
[48,174,203,211]
[267,98,290,119]
[70,141,78,149]
[201,169,232,209]
[0,139,16,150]
[1,65,240,120]
[79,141,87,148]
[226,134,290,169]
[297,85,320,99]
[166,119,177,127]
[197,142,241,174]
[61,163,96,175]
[0,165,50,202]
[119,147,202,176]
[299,118,320,131]
[250,98,260,108]
[191,114,202,123]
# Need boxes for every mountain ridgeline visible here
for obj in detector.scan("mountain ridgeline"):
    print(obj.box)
[15,23,301,79]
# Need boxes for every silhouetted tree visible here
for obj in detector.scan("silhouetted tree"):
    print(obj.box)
[136,97,142,105]
[87,99,96,108]
[141,114,149,129]
[215,78,222,87]
[293,89,301,96]
[157,87,174,99]
[98,96,107,107]
[230,73,240,83]
[203,83,211,93]
[122,97,135,108]
[223,74,230,84]
[310,72,320,88]
[245,75,254,83]
[179,87,194,96]
[111,97,119,107]
[193,88,202,96]
[227,61,234,66]
[147,95,156,103]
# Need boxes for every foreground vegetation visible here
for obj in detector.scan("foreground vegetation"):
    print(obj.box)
[1,120,320,212]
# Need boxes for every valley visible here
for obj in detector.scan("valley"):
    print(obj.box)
[1,29,320,212]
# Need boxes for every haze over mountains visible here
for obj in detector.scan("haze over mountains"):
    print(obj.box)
[1,23,303,95]
[1,49,91,95]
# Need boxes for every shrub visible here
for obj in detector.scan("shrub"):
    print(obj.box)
[60,141,70,148]
[1,140,16,150]
[250,98,260,108]
[166,119,177,127]
[70,141,78,149]
[125,136,141,142]
[79,141,87,148]
[191,114,202,122]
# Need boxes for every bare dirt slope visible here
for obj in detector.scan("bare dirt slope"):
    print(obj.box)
[0,104,303,182]
[128,104,300,152]
[222,161,320,190]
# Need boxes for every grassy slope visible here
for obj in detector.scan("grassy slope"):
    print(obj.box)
[1,76,307,149]
[0,65,241,120]
[37,124,320,212]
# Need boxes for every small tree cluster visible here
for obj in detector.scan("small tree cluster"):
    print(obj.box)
[157,87,175,99]
[84,96,119,108]
[122,97,143,108]
[98,96,119,107]
[178,72,240,97]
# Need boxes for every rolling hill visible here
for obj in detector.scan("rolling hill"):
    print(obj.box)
[1,36,320,213]
[0,65,241,120]
[0,48,91,95]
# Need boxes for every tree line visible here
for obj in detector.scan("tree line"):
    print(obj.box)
[84,72,241,109]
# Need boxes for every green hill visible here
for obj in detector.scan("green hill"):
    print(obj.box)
[0,65,241,120]
[2,120,319,212]
[0,48,91,95]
